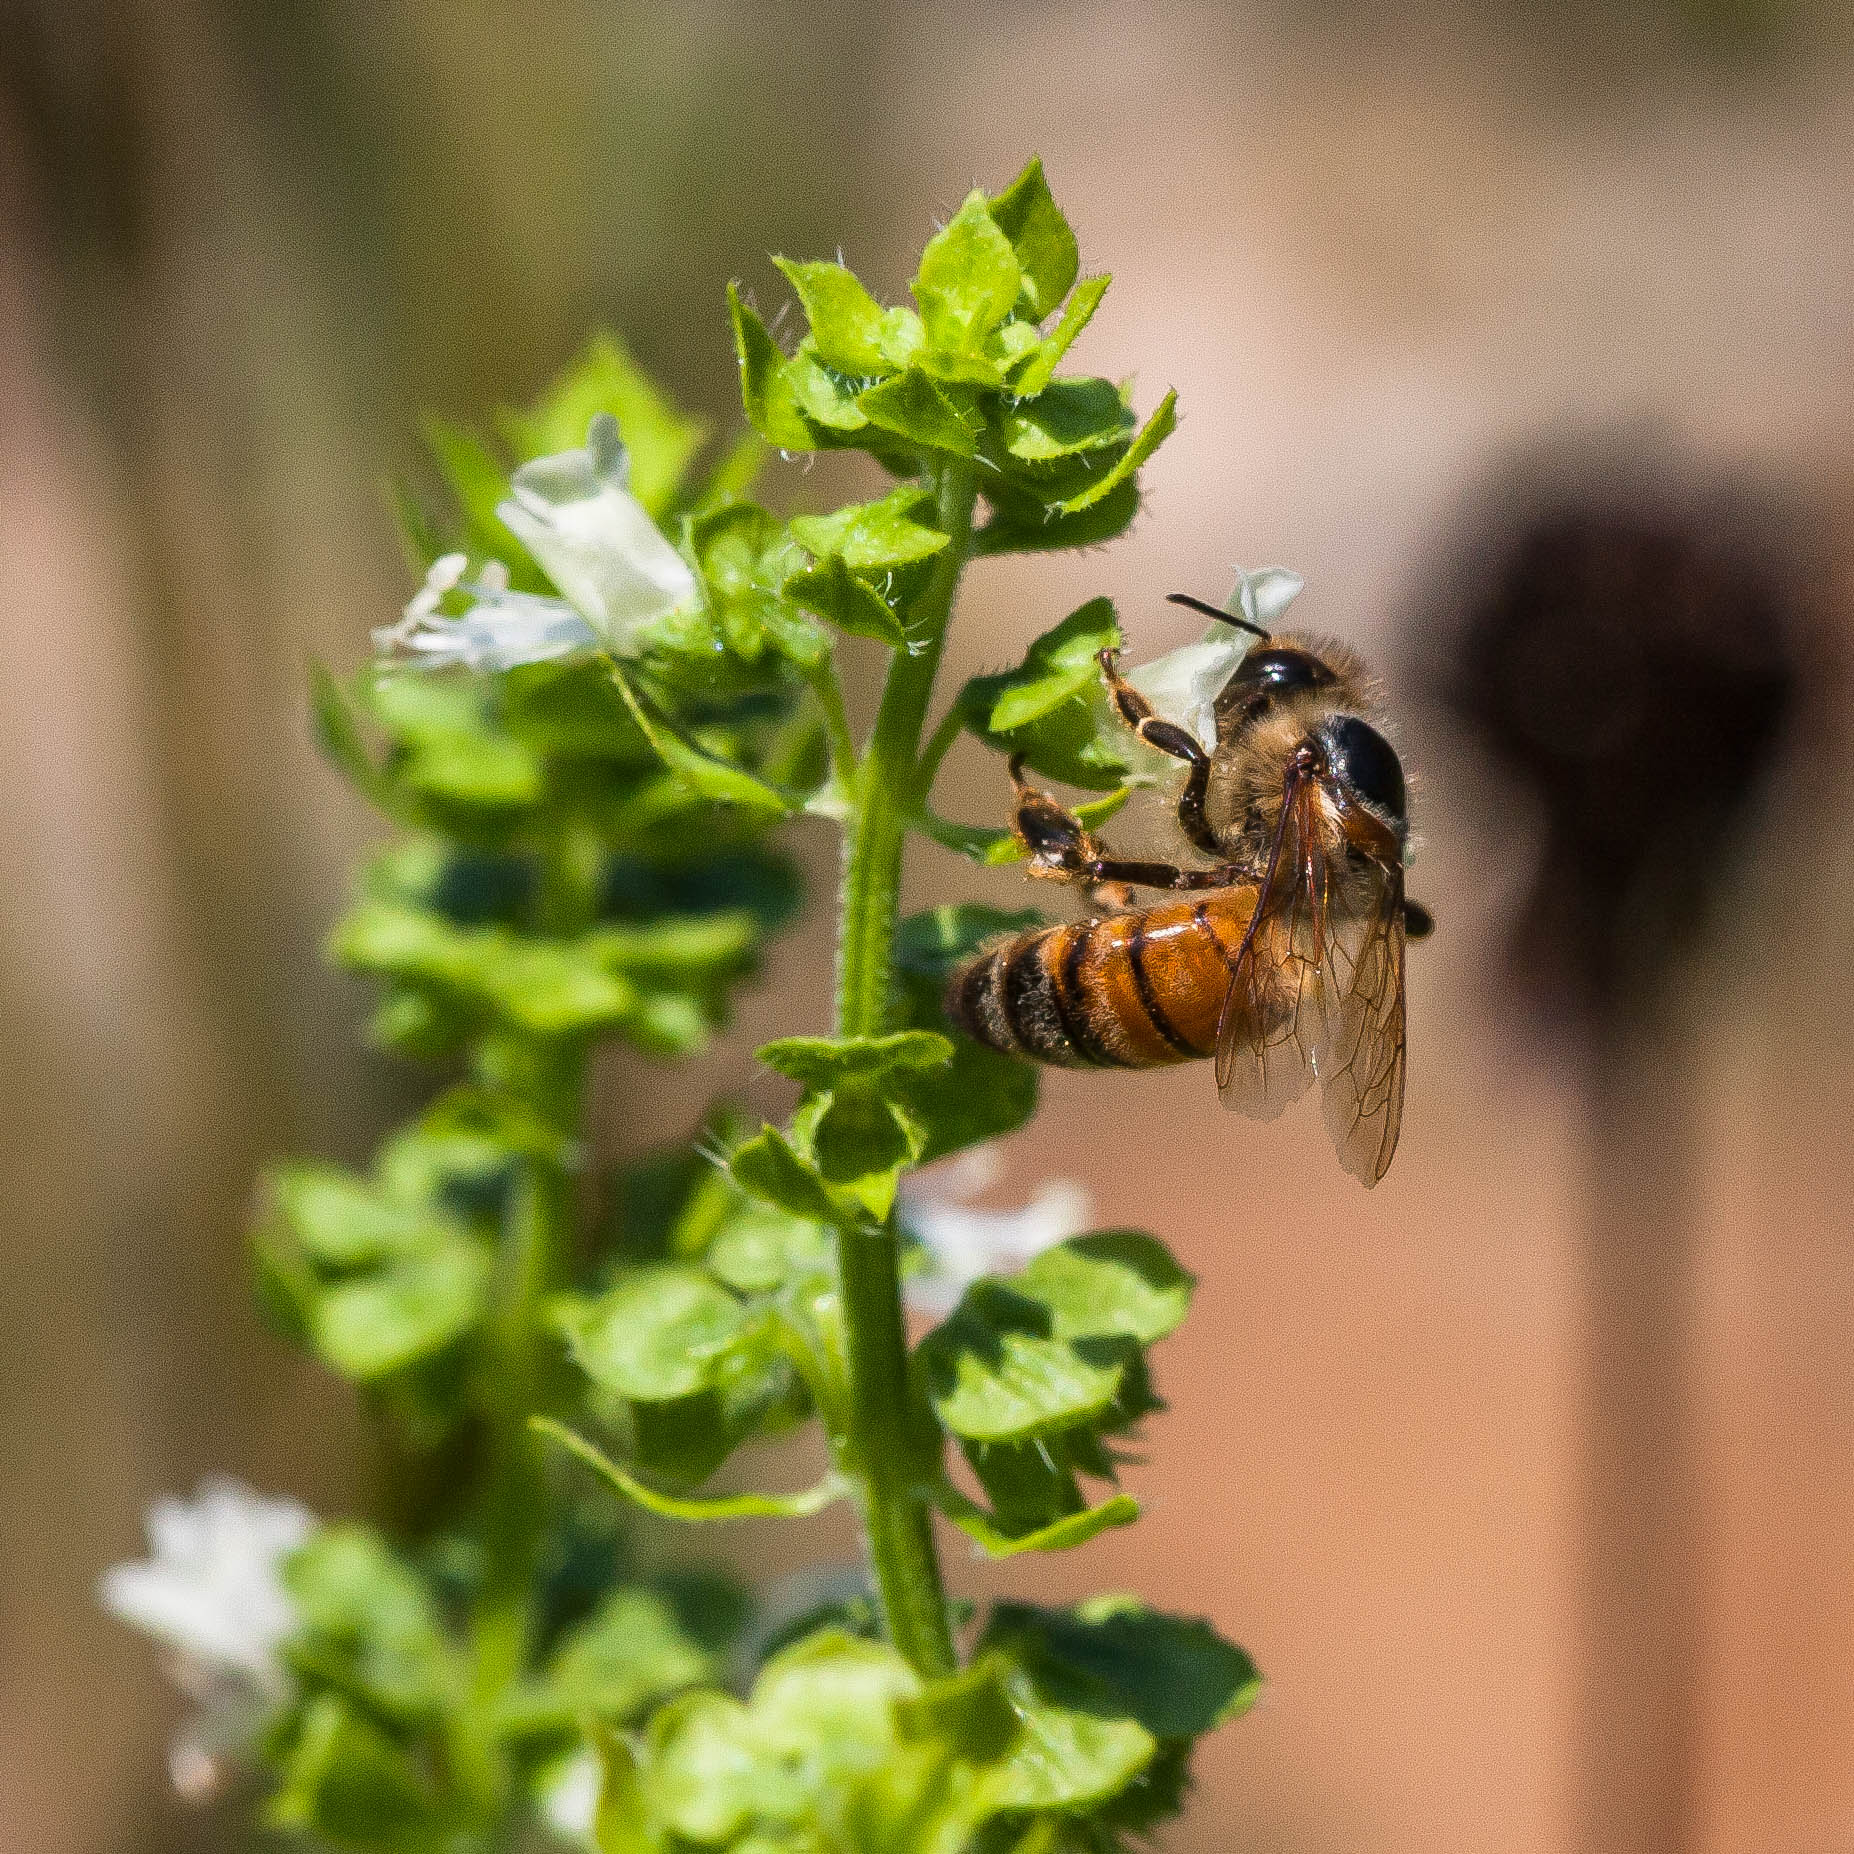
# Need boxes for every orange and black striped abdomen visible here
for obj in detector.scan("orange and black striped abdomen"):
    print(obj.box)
[946,890,1259,1070]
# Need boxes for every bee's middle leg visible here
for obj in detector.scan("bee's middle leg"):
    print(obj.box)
[1097,647,1219,854]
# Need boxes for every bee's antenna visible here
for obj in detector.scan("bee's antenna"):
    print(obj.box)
[1166,591,1270,640]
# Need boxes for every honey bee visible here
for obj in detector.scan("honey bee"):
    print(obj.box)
[947,592,1430,1185]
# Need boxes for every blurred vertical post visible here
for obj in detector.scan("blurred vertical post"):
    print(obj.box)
[1437,472,1806,1854]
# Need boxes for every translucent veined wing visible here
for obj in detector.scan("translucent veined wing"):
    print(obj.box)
[1311,864,1408,1186]
[1215,765,1409,1185]
[1215,769,1326,1122]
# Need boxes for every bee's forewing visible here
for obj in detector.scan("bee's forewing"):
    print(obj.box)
[1313,867,1408,1186]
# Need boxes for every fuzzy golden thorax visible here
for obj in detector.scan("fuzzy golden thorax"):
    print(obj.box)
[1201,630,1403,866]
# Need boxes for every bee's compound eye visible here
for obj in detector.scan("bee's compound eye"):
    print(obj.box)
[1327,716,1406,820]
[1229,646,1333,697]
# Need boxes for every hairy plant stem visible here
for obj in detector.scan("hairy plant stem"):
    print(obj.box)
[831,459,978,1679]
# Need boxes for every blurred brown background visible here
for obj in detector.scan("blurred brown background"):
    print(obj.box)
[5,3,1854,1851]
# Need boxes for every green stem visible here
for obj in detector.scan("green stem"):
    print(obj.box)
[914,700,969,809]
[466,1150,569,1690]
[458,843,590,1822]
[449,1156,566,1822]
[808,654,858,790]
[831,460,978,1679]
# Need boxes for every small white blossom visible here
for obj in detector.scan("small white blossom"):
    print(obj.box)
[495,413,697,650]
[376,574,599,672]
[101,1477,313,1696]
[1228,564,1305,632]
[538,1747,601,1844]
[1126,564,1306,752]
[900,1145,1092,1315]
[376,415,699,673]
[101,1478,315,1798]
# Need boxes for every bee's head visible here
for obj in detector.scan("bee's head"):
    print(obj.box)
[1212,642,1336,721]
[1311,714,1409,869]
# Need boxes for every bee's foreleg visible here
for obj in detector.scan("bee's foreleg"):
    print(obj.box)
[1096,648,1219,853]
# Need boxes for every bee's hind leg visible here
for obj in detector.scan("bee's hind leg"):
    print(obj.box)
[1008,754,1108,882]
[1008,755,1240,893]
[1097,647,1220,855]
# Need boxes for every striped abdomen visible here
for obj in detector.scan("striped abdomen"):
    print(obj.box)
[946,891,1260,1070]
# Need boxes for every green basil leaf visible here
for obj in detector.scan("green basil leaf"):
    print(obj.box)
[772,257,893,377]
[1056,387,1177,514]
[1018,1231,1196,1345]
[267,1164,449,1269]
[535,1418,848,1522]
[785,345,869,433]
[267,1695,445,1851]
[977,477,1143,558]
[911,191,1022,358]
[784,555,907,647]
[607,664,793,819]
[998,378,1134,464]
[918,1281,1127,1443]
[729,283,815,450]
[981,1597,1262,1741]
[730,1125,849,1228]
[310,1239,492,1380]
[282,1525,454,1721]
[503,331,709,515]
[934,1481,1139,1558]
[1012,273,1112,398]
[790,486,948,571]
[975,596,1120,734]
[987,156,1080,320]
[557,1267,750,1401]
[756,1031,953,1091]
[855,368,977,457]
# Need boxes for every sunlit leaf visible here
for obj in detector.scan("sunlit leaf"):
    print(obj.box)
[934,1481,1139,1557]
[1018,1232,1195,1346]
[919,1280,1127,1443]
[912,191,1022,358]
[557,1267,751,1402]
[856,368,977,457]
[790,486,948,571]
[1012,273,1111,398]
[987,157,1080,321]
[729,284,814,450]
[756,1031,953,1092]
[1056,388,1177,514]
[773,258,894,377]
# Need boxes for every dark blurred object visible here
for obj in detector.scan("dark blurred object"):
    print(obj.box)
[1427,450,1828,1854]
[1441,475,1808,1022]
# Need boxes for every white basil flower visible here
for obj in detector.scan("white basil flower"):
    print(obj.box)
[101,1477,313,1695]
[496,413,696,650]
[376,556,599,672]
[1125,564,1305,753]
[100,1478,316,1799]
[377,414,698,672]
[900,1144,1092,1316]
